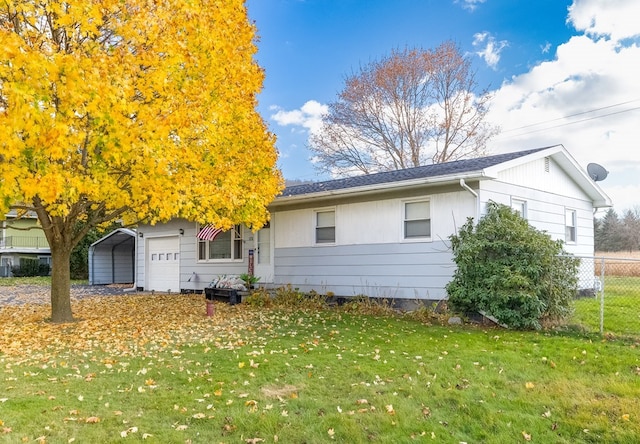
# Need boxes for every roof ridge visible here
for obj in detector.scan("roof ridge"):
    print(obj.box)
[281,146,556,197]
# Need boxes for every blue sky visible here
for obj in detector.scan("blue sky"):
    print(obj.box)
[246,0,640,212]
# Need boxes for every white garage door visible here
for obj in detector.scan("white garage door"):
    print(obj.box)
[147,236,180,292]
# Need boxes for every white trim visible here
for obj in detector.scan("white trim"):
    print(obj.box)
[401,198,432,242]
[314,207,336,246]
[196,224,244,262]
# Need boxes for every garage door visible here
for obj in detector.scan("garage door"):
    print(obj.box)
[147,236,180,292]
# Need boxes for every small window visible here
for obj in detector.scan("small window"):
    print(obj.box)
[315,210,335,244]
[404,200,431,239]
[511,199,527,219]
[565,209,577,243]
[151,253,157,261]
[198,225,243,261]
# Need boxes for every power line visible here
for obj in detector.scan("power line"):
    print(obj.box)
[500,98,640,134]
[494,102,640,140]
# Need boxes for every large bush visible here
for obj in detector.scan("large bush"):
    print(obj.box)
[446,202,579,329]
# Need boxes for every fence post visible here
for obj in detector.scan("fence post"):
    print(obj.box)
[599,256,605,335]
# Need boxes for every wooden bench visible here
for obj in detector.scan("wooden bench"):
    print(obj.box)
[204,287,241,305]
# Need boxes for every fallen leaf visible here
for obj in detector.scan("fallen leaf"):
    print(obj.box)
[85,416,100,423]
[525,382,535,389]
[522,431,532,441]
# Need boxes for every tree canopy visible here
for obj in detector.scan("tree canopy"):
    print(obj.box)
[309,41,500,177]
[0,0,283,322]
[595,208,640,252]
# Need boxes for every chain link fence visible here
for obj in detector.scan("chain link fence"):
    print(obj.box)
[572,255,640,338]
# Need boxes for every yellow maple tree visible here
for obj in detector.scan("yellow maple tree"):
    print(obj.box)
[0,0,283,322]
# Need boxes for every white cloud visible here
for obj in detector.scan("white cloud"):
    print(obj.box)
[486,30,640,211]
[473,32,508,69]
[568,0,640,41]
[457,0,486,12]
[270,100,328,134]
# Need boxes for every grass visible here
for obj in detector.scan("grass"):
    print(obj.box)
[1,291,639,443]
[572,276,640,337]
[0,276,88,286]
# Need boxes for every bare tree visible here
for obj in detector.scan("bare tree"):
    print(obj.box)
[309,41,500,176]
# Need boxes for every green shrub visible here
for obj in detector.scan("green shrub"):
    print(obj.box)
[446,202,579,329]
[12,258,50,277]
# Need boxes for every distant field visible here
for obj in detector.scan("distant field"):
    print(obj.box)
[594,251,640,277]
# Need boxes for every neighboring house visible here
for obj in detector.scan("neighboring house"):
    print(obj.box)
[88,228,136,285]
[0,211,51,277]
[134,145,612,301]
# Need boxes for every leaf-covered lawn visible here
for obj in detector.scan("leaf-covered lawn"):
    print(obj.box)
[1,293,639,443]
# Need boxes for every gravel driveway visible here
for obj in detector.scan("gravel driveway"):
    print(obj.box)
[0,284,135,306]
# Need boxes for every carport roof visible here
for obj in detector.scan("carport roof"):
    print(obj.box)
[90,228,136,248]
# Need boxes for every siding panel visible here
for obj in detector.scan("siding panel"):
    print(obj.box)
[273,240,454,300]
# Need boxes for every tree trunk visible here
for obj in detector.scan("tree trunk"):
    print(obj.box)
[49,243,74,323]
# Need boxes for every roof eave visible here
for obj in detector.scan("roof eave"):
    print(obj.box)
[271,171,490,207]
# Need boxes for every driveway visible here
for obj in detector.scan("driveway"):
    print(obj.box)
[0,284,135,305]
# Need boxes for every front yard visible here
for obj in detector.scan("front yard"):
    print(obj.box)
[0,289,639,443]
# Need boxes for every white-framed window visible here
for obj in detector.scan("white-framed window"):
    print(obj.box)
[511,198,527,219]
[315,209,335,244]
[404,199,431,239]
[565,209,577,243]
[198,225,243,261]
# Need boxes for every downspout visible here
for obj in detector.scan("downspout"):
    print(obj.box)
[459,178,480,223]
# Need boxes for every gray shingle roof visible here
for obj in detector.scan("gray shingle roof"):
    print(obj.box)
[281,147,551,197]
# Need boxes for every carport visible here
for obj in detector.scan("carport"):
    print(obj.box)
[88,228,136,285]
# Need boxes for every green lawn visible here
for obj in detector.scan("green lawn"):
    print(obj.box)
[1,293,639,443]
[0,276,88,286]
[573,276,640,337]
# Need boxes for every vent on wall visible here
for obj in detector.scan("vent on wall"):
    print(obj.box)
[544,157,550,173]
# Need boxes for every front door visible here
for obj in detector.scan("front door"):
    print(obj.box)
[254,223,273,283]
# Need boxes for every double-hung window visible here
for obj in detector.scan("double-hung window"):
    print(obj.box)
[404,200,431,239]
[198,225,243,261]
[565,209,577,243]
[315,210,335,244]
[511,198,527,219]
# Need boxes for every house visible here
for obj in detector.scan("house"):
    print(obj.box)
[0,211,51,277]
[134,145,612,301]
[88,228,136,285]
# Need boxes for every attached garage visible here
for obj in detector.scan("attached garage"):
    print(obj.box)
[146,235,180,292]
[88,228,136,285]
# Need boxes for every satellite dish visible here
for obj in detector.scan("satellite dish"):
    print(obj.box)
[587,163,608,182]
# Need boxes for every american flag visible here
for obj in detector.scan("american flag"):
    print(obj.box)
[197,224,223,241]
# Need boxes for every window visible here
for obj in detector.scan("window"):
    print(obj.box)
[315,210,335,244]
[198,225,243,261]
[511,199,527,219]
[565,209,577,243]
[404,200,431,239]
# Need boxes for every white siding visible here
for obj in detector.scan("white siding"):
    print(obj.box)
[271,190,476,299]
[274,190,475,248]
[479,179,595,256]
[137,219,254,292]
[496,156,586,199]
[273,241,454,300]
